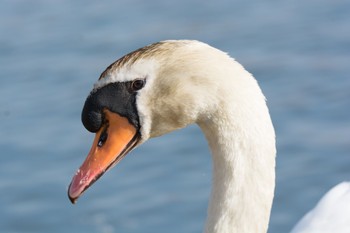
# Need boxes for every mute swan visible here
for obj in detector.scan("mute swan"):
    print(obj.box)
[68,40,350,233]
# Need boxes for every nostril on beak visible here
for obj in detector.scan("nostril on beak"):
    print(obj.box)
[98,129,108,147]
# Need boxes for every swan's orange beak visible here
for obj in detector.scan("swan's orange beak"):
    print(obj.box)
[68,109,140,204]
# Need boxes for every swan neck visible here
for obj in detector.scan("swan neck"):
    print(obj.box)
[199,108,275,233]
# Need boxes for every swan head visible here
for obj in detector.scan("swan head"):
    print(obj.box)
[68,40,262,203]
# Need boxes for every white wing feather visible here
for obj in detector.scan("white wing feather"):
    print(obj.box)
[291,182,350,233]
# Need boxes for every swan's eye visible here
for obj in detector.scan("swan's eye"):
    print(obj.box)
[131,79,145,92]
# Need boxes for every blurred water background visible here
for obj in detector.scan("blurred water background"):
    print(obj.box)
[1,0,349,232]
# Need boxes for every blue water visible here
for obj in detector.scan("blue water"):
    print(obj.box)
[1,1,350,232]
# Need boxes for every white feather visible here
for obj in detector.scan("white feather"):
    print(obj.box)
[291,182,350,233]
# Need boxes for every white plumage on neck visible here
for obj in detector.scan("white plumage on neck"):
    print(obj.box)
[197,58,276,233]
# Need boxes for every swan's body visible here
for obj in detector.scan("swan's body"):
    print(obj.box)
[291,182,350,233]
[67,40,348,233]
